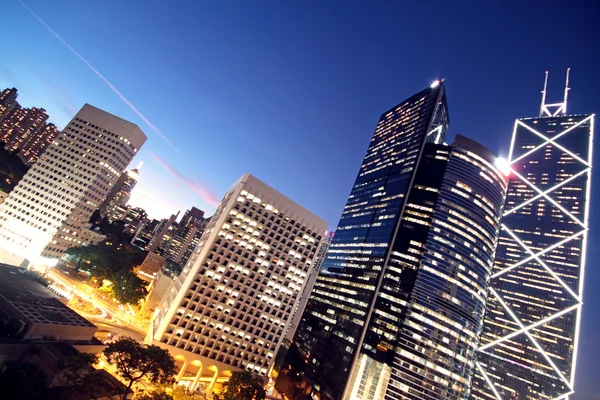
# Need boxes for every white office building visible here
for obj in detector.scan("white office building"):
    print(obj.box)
[0,104,146,269]
[148,173,326,393]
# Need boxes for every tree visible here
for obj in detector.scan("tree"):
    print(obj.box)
[55,352,99,399]
[65,241,148,305]
[214,371,266,400]
[0,362,47,399]
[171,386,199,400]
[110,270,148,305]
[134,390,173,400]
[103,337,176,400]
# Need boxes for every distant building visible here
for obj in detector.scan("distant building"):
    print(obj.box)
[0,104,147,269]
[137,252,167,283]
[78,225,107,247]
[0,87,18,123]
[132,218,162,249]
[0,88,61,166]
[100,167,140,221]
[121,206,147,238]
[148,173,326,394]
[0,106,49,151]
[18,122,61,165]
[177,206,205,235]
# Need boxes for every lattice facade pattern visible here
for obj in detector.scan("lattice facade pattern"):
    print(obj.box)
[471,112,594,400]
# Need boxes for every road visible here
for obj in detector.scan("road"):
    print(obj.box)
[45,267,147,337]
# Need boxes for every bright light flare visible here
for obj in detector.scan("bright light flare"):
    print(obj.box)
[495,157,511,176]
[430,80,440,88]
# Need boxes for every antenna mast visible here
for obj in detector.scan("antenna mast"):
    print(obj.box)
[563,68,571,115]
[540,71,549,117]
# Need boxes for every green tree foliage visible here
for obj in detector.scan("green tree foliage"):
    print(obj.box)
[0,362,47,399]
[111,271,149,305]
[103,337,177,400]
[214,371,266,400]
[65,238,148,304]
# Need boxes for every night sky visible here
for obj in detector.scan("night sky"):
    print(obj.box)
[1,1,599,398]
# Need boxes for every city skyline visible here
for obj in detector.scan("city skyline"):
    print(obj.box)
[1,1,599,398]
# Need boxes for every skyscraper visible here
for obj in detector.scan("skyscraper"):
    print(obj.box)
[100,166,140,220]
[471,72,594,400]
[278,82,508,400]
[0,104,146,268]
[148,173,326,394]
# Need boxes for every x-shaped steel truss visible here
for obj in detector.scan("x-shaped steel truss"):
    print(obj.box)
[476,114,594,400]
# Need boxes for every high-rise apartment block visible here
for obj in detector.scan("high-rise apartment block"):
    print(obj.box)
[0,87,19,122]
[472,72,594,399]
[148,173,326,394]
[278,82,509,400]
[0,88,61,166]
[0,104,146,268]
[1,106,49,151]
[18,122,61,165]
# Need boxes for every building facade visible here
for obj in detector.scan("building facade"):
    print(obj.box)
[18,122,61,165]
[100,167,140,220]
[278,82,509,400]
[0,87,19,122]
[148,173,326,394]
[471,73,594,400]
[0,104,146,268]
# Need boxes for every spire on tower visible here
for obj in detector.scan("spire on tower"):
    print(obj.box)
[539,69,571,117]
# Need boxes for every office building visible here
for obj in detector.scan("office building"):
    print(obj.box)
[178,206,206,235]
[0,104,146,269]
[471,72,594,399]
[18,122,61,165]
[122,206,148,238]
[278,82,509,400]
[100,166,140,220]
[148,173,326,394]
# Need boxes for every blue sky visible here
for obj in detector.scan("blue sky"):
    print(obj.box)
[1,0,600,397]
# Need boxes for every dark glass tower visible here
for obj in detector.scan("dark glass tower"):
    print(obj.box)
[277,82,508,400]
[471,73,594,400]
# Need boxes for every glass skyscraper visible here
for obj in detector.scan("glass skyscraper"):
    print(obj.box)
[277,82,508,400]
[471,74,594,400]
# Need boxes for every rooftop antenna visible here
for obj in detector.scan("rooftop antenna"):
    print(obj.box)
[540,69,571,117]
[136,161,143,170]
[563,68,571,115]
[540,71,549,117]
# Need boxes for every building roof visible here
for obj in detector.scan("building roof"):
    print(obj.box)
[0,264,95,328]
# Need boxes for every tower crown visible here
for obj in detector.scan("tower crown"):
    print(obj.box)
[540,69,571,117]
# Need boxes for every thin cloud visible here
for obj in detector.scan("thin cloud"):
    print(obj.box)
[20,1,180,154]
[149,152,221,207]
